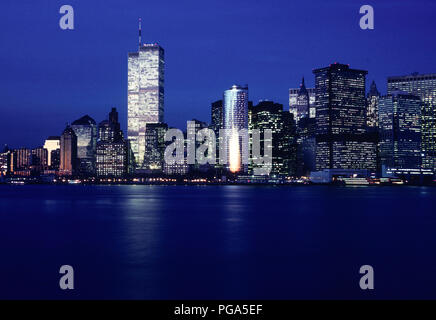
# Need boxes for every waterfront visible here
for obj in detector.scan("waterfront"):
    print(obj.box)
[0,185,436,299]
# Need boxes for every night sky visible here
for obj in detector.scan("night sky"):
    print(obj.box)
[1,0,435,148]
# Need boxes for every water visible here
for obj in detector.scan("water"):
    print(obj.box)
[0,184,436,299]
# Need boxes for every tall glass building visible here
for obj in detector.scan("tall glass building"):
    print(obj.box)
[388,73,436,171]
[313,63,377,172]
[223,85,249,173]
[71,115,97,176]
[128,40,165,168]
[379,91,422,170]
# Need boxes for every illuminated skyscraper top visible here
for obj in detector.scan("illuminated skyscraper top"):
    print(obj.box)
[127,19,164,168]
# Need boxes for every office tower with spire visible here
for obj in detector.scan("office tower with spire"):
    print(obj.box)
[59,125,78,176]
[71,115,97,176]
[388,73,436,171]
[366,80,380,129]
[289,77,316,122]
[97,108,134,177]
[128,19,165,169]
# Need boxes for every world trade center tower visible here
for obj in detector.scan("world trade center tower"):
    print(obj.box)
[128,19,165,168]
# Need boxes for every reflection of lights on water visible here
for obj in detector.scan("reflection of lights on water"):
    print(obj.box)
[229,129,240,173]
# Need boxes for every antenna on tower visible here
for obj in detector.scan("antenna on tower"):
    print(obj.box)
[138,18,142,50]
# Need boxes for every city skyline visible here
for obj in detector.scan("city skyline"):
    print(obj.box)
[2,0,436,148]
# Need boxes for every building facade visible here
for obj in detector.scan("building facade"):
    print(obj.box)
[97,108,133,178]
[367,80,380,129]
[71,115,97,176]
[143,122,168,173]
[290,77,316,122]
[249,101,297,176]
[59,125,78,176]
[43,136,60,168]
[379,91,422,170]
[388,73,436,171]
[313,63,377,173]
[128,41,165,168]
[223,85,249,173]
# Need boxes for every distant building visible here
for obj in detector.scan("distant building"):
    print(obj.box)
[379,91,422,170]
[43,136,60,167]
[30,147,48,174]
[0,145,11,176]
[289,77,316,122]
[388,73,436,171]
[249,101,297,176]
[143,122,168,173]
[59,125,78,176]
[313,63,377,174]
[211,100,223,134]
[96,108,133,178]
[10,148,31,174]
[366,80,380,129]
[71,115,97,176]
[128,23,165,169]
[296,117,317,176]
[50,149,60,171]
[210,100,225,172]
[223,85,249,173]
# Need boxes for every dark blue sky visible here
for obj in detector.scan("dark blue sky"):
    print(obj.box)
[1,0,435,148]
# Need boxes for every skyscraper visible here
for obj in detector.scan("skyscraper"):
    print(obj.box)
[43,136,60,167]
[223,85,249,173]
[59,125,78,176]
[249,101,297,176]
[313,63,377,173]
[387,73,436,171]
[143,122,168,173]
[71,115,97,176]
[11,148,31,173]
[367,80,380,129]
[379,91,422,170]
[128,21,165,168]
[211,100,223,134]
[96,108,133,178]
[289,78,316,121]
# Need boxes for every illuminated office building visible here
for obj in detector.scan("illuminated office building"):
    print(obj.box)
[223,85,249,173]
[249,101,297,176]
[97,108,133,177]
[0,145,11,176]
[388,73,436,171]
[379,91,422,169]
[128,22,165,168]
[313,63,377,172]
[289,77,316,122]
[59,125,78,176]
[143,122,168,173]
[71,115,97,176]
[10,148,31,174]
[30,147,48,173]
[43,137,60,167]
[366,80,380,129]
